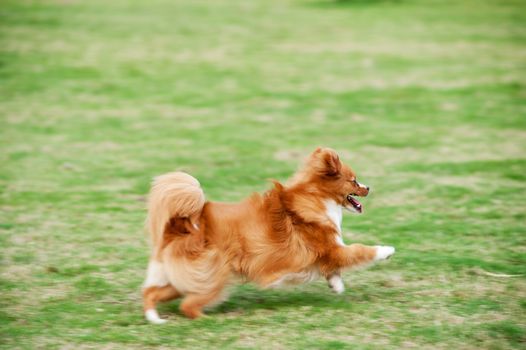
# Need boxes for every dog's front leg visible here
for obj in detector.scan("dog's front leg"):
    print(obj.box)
[323,244,395,271]
[326,271,345,294]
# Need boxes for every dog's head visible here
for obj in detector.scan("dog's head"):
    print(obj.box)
[300,147,369,213]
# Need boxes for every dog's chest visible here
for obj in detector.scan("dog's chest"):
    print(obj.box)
[325,200,345,246]
[324,200,342,232]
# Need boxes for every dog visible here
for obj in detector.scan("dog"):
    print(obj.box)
[142,147,395,323]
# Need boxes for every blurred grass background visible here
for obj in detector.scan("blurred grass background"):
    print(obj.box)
[1,0,525,348]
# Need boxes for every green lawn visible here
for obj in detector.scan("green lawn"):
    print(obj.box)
[1,0,525,348]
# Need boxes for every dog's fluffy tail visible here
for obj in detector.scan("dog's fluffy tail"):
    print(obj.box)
[146,172,205,256]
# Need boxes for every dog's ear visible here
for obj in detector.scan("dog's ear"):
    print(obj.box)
[310,147,341,176]
[322,149,341,176]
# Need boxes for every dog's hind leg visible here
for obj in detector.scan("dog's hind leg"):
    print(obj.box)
[179,288,226,319]
[143,260,181,324]
[143,285,181,324]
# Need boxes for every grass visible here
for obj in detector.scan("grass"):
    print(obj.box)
[1,0,525,348]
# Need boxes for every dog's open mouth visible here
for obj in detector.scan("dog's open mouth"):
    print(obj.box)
[346,194,363,213]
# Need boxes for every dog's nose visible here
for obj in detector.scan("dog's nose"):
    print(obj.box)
[366,186,370,191]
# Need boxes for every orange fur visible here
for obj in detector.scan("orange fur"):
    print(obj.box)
[142,147,392,321]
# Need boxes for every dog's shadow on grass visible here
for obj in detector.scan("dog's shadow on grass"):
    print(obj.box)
[162,284,386,317]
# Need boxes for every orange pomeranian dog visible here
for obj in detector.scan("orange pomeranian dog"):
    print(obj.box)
[142,147,395,323]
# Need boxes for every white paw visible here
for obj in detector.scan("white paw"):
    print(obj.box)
[145,309,167,324]
[328,275,345,294]
[375,246,395,261]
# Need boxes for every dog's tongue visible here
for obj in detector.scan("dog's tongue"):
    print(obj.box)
[346,195,362,213]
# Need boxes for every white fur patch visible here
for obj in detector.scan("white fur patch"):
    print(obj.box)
[144,260,169,288]
[325,200,345,246]
[357,182,368,190]
[325,200,343,232]
[145,309,167,324]
[328,275,345,294]
[375,246,395,261]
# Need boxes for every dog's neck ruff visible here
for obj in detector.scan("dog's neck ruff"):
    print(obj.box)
[324,200,342,233]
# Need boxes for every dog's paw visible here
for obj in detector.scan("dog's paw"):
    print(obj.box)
[374,246,395,261]
[328,275,345,294]
[145,309,167,324]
